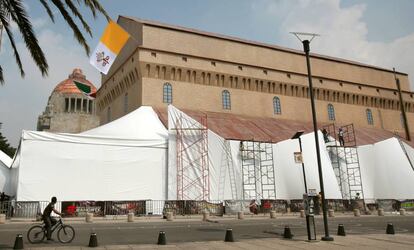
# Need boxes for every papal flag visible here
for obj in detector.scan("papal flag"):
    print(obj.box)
[89,21,130,74]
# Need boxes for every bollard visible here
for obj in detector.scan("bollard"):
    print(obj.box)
[13,234,24,250]
[270,211,277,219]
[378,208,384,216]
[202,211,209,221]
[328,209,335,217]
[299,210,305,218]
[337,224,346,236]
[386,223,395,235]
[237,211,244,220]
[166,212,173,221]
[86,212,93,223]
[88,233,98,247]
[353,209,360,217]
[224,228,234,242]
[0,214,6,224]
[127,212,134,222]
[157,231,167,245]
[399,208,406,216]
[283,225,293,239]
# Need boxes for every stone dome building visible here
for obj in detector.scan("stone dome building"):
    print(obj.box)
[37,68,100,133]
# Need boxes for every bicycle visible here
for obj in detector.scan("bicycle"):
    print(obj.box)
[27,217,75,243]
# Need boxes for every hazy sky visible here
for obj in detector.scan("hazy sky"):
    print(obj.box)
[1,0,414,147]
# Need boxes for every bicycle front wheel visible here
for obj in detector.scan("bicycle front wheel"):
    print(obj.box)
[57,225,75,243]
[27,225,46,243]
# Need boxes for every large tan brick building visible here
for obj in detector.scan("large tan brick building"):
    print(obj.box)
[95,16,414,139]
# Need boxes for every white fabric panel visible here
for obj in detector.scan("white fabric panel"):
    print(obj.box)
[273,132,341,199]
[357,145,376,202]
[0,150,12,194]
[371,138,414,199]
[0,150,12,167]
[402,142,414,168]
[15,136,166,201]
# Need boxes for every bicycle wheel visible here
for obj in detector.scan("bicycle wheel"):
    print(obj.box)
[57,225,75,243]
[27,225,46,243]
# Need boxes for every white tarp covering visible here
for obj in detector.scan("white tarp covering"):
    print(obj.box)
[0,150,12,194]
[273,132,342,200]
[10,106,168,201]
[358,138,414,200]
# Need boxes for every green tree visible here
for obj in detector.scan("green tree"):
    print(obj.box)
[0,0,110,84]
[0,130,15,158]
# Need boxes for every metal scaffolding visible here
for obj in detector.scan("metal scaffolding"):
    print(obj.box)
[323,124,364,202]
[240,141,276,201]
[175,113,209,200]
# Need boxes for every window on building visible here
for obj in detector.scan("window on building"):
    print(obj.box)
[328,104,335,121]
[273,96,281,115]
[70,98,76,112]
[366,109,373,125]
[107,107,111,122]
[124,93,128,114]
[82,98,87,112]
[163,82,172,104]
[222,90,231,110]
[88,100,93,114]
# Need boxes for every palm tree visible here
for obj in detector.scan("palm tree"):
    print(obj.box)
[0,0,110,84]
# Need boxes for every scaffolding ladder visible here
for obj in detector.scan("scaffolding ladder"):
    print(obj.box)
[218,140,239,200]
[323,124,364,202]
[240,141,276,201]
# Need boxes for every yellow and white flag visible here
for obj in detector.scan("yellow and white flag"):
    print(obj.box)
[89,21,130,74]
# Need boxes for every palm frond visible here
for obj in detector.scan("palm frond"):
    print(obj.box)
[64,0,92,37]
[39,0,55,22]
[0,7,25,78]
[83,0,110,21]
[51,0,90,55]
[7,0,48,76]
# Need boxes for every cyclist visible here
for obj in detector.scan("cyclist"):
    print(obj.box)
[42,196,63,240]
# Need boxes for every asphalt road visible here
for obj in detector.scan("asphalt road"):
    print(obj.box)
[0,215,413,248]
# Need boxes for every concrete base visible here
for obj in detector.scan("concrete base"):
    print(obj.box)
[86,212,93,223]
[0,214,5,224]
[400,208,406,216]
[378,208,384,216]
[237,211,244,220]
[202,211,209,221]
[300,210,305,218]
[127,213,134,222]
[353,209,360,217]
[270,211,277,219]
[166,212,173,221]
[328,209,335,217]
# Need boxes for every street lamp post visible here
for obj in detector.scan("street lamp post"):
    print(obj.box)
[291,33,333,241]
[291,131,307,193]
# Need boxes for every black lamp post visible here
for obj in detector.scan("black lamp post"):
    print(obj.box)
[291,32,333,241]
[291,131,307,193]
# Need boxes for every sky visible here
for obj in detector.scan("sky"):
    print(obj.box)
[0,0,414,147]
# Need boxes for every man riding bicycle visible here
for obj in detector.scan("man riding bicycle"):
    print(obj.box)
[43,196,63,240]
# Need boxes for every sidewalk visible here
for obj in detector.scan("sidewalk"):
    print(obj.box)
[23,234,414,250]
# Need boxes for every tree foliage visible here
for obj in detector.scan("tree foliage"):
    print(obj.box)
[0,0,110,84]
[0,130,15,158]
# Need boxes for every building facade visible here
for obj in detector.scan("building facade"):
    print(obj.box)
[96,16,414,136]
[37,69,99,133]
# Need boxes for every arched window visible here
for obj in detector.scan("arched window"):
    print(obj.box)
[163,82,172,104]
[366,109,373,125]
[124,93,128,114]
[222,90,231,110]
[273,96,281,115]
[107,107,111,123]
[327,104,335,121]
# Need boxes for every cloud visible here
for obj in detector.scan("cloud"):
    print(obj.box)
[0,23,99,147]
[253,0,414,89]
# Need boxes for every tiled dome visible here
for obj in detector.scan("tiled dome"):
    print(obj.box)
[53,68,97,94]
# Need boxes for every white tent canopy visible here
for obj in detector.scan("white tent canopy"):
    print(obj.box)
[0,150,12,194]
[358,138,414,200]
[10,106,168,201]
